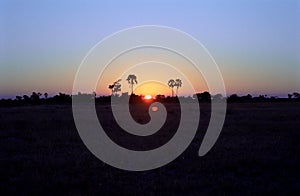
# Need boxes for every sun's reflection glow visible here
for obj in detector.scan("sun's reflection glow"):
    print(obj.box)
[151,106,158,112]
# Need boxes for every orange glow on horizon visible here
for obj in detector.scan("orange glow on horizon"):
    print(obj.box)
[144,95,152,100]
[134,82,171,97]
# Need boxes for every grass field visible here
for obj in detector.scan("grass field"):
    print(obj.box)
[1,102,300,195]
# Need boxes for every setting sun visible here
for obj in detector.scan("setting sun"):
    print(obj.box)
[144,95,152,100]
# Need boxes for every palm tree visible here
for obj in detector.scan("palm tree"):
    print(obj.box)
[168,79,176,97]
[175,79,182,97]
[126,74,138,95]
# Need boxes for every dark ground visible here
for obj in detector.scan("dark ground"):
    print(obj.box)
[0,102,300,195]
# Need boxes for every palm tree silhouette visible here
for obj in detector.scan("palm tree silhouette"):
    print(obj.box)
[126,74,138,95]
[168,79,176,97]
[175,79,182,97]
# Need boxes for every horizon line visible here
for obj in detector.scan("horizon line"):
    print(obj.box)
[1,91,299,100]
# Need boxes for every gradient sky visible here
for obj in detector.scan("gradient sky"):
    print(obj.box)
[0,0,299,98]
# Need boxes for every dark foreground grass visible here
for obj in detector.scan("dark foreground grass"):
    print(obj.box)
[0,103,300,195]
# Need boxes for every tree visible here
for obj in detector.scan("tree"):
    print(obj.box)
[44,93,48,99]
[198,91,211,102]
[174,79,182,96]
[168,79,176,97]
[156,94,165,101]
[109,79,122,96]
[213,93,223,101]
[30,92,40,101]
[113,83,121,96]
[228,94,239,102]
[23,95,30,102]
[245,94,252,100]
[108,84,114,95]
[293,92,300,99]
[15,96,22,102]
[126,75,137,95]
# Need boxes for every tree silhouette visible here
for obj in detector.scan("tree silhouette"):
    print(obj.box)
[126,75,137,95]
[213,93,223,101]
[44,93,48,99]
[23,95,30,102]
[108,79,122,96]
[113,83,121,96]
[228,94,239,102]
[293,92,300,99]
[174,79,182,96]
[168,79,176,97]
[15,96,22,102]
[30,92,41,101]
[194,91,211,102]
[108,84,114,95]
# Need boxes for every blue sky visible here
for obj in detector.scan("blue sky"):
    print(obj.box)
[0,0,299,98]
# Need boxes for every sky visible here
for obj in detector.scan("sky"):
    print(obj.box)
[0,0,299,98]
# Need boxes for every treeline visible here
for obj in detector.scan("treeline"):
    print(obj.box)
[0,91,300,107]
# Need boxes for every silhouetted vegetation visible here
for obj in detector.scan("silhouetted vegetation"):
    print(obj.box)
[1,79,299,194]
[168,79,176,97]
[193,91,212,102]
[126,74,138,95]
[1,91,300,107]
[1,96,300,195]
[108,79,122,96]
